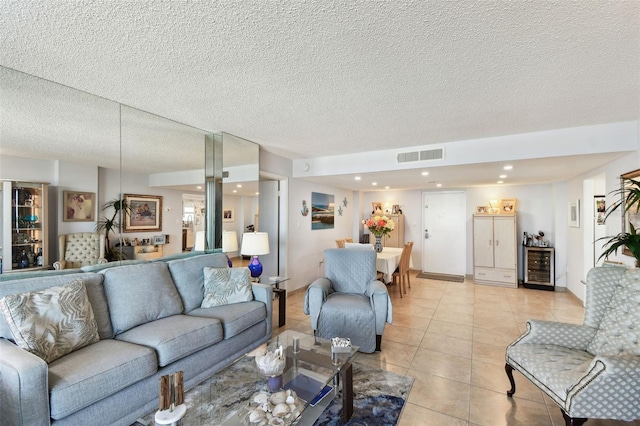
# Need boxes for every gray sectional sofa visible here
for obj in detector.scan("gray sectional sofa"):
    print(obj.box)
[0,253,273,425]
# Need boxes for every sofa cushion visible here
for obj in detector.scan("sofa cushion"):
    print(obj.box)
[587,269,640,356]
[48,339,157,420]
[167,253,229,312]
[507,343,595,401]
[115,314,223,366]
[0,272,112,340]
[102,262,183,334]
[0,279,99,363]
[202,267,253,308]
[80,259,148,272]
[188,301,266,339]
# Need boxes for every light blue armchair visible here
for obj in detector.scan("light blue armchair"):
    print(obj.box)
[505,266,640,425]
[303,248,392,353]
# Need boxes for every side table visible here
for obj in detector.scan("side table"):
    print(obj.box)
[259,277,290,328]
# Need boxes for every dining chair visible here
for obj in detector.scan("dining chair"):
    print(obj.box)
[392,242,413,295]
[344,238,353,243]
[335,239,345,248]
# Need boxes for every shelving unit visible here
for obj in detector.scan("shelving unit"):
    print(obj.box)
[472,214,518,288]
[524,247,555,290]
[1,181,49,272]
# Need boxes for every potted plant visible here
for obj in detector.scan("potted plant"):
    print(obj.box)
[597,176,640,267]
[95,198,131,261]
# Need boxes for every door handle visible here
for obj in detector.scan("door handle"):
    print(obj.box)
[424,229,430,239]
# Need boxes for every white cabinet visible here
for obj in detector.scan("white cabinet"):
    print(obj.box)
[473,214,517,288]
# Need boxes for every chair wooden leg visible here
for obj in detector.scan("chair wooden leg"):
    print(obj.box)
[505,363,516,397]
[561,411,588,426]
[406,272,411,289]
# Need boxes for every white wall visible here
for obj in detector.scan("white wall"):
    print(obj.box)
[564,151,640,301]
[286,179,354,292]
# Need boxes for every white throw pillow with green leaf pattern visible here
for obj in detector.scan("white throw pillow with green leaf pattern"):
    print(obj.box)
[0,279,99,363]
[201,267,253,308]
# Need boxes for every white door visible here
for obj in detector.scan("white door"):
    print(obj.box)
[422,191,466,276]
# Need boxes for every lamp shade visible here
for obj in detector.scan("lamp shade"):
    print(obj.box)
[241,232,270,256]
[222,231,238,253]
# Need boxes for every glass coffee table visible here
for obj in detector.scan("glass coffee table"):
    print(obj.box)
[138,330,358,426]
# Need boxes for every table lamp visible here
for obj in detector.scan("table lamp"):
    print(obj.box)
[241,232,269,281]
[222,230,238,267]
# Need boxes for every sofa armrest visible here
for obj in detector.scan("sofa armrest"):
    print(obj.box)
[303,278,333,331]
[251,283,273,335]
[510,320,597,350]
[566,355,640,420]
[367,280,392,332]
[0,339,50,426]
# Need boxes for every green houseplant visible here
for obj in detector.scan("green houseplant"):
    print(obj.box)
[597,176,640,267]
[95,198,131,261]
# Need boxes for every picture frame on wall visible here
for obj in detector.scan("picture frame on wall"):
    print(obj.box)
[620,168,640,256]
[594,195,606,225]
[312,192,335,230]
[569,199,580,228]
[223,208,234,222]
[63,191,95,222]
[124,194,162,232]
[371,201,382,214]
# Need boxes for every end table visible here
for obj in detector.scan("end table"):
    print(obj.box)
[259,277,289,328]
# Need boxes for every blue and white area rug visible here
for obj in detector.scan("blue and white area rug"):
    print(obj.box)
[313,365,413,426]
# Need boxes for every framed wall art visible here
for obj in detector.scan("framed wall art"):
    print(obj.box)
[594,195,606,225]
[63,191,95,222]
[569,199,580,228]
[124,194,163,232]
[311,192,335,230]
[620,168,640,256]
[223,208,234,222]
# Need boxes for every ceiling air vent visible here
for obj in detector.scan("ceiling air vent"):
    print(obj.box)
[222,171,229,178]
[397,147,444,163]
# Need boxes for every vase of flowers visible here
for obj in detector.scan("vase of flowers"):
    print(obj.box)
[362,215,396,252]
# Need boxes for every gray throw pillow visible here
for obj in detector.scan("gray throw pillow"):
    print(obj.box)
[0,279,99,363]
[201,267,253,308]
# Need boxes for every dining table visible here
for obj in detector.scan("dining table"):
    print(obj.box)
[376,246,413,284]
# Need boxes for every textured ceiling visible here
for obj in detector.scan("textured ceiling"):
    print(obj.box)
[0,1,639,190]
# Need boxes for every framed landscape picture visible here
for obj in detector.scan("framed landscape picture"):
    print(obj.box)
[223,208,234,222]
[63,191,95,222]
[311,192,335,230]
[124,194,162,232]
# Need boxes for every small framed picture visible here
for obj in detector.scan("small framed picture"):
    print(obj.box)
[63,191,96,222]
[223,208,234,222]
[594,195,606,225]
[569,199,580,228]
[124,194,163,232]
[476,206,489,214]
[371,201,382,214]
[499,198,517,214]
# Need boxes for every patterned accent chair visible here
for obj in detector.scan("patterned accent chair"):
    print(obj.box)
[303,248,392,353]
[505,266,640,426]
[53,232,107,270]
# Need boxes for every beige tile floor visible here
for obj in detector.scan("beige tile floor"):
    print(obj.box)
[275,272,640,426]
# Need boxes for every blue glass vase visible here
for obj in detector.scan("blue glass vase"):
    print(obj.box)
[374,235,383,252]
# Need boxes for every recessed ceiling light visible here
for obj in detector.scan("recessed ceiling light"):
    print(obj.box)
[385,186,390,189]
[233,190,237,193]
[436,183,442,187]
[196,186,202,189]
[497,181,504,184]
[236,184,242,188]
[255,192,259,195]
[499,174,507,179]
[355,176,361,181]
[421,171,429,176]
[372,182,378,186]
[504,165,513,170]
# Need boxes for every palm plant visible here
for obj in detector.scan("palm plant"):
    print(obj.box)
[597,177,640,267]
[95,198,131,261]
